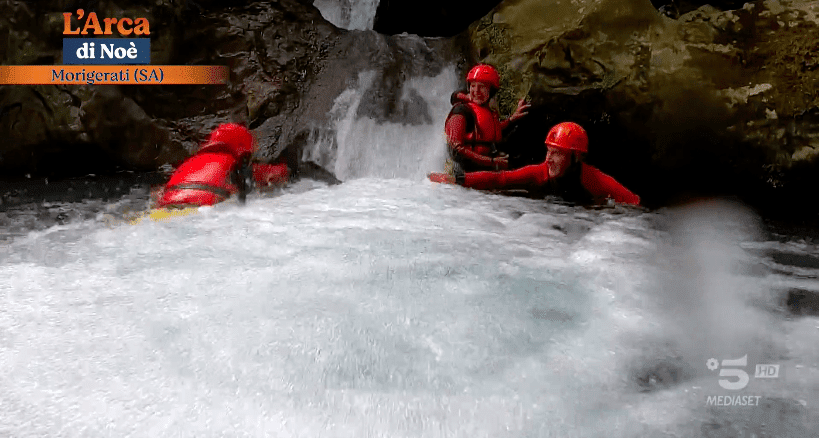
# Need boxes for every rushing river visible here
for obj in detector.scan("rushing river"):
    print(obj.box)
[1,174,818,437]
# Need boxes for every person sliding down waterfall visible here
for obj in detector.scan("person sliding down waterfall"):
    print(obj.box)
[430,122,641,206]
[444,64,530,174]
[155,123,290,208]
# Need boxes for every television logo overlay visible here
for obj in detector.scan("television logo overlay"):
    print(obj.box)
[705,354,781,407]
[0,9,227,85]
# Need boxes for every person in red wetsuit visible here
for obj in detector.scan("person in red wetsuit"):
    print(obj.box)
[156,123,290,208]
[444,64,530,174]
[430,122,641,206]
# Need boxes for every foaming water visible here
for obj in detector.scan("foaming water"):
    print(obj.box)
[313,0,380,30]
[1,182,816,436]
[652,202,776,366]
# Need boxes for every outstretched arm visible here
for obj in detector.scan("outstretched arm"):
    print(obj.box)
[581,165,641,206]
[252,163,290,188]
[428,163,547,190]
[463,164,547,190]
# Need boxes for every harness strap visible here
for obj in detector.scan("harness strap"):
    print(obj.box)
[165,183,231,199]
[232,154,253,204]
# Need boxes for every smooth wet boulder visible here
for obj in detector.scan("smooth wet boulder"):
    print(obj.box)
[468,0,819,209]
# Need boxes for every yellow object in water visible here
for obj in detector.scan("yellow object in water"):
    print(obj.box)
[127,206,201,225]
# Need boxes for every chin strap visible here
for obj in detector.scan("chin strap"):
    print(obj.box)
[163,183,232,199]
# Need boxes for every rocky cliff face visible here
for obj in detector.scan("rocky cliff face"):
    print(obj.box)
[468,0,819,209]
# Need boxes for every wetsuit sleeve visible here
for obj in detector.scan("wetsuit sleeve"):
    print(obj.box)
[580,165,641,206]
[450,90,469,105]
[445,114,495,168]
[463,164,548,190]
[445,113,467,145]
[252,163,290,186]
[499,118,511,131]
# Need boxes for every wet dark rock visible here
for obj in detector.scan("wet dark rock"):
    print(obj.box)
[650,0,750,19]
[80,86,184,170]
[296,161,342,186]
[771,251,819,270]
[783,288,819,316]
[0,172,163,210]
[629,355,696,392]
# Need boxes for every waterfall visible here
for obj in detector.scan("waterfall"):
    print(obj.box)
[313,0,381,30]
[300,66,458,181]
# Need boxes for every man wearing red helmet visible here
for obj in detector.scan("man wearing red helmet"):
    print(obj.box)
[430,122,640,206]
[156,123,290,208]
[444,64,530,174]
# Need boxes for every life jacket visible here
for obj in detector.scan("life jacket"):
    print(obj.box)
[157,141,253,208]
[446,96,503,159]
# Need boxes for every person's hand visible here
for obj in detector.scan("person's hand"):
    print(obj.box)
[428,173,456,184]
[492,155,508,170]
[509,98,531,122]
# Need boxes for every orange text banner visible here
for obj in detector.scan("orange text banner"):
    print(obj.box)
[0,66,229,85]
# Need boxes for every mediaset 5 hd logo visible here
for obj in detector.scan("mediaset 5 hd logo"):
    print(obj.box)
[706,354,780,390]
[0,9,227,86]
[705,354,781,407]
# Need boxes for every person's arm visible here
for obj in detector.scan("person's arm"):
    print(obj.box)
[463,164,548,190]
[499,98,531,131]
[450,91,469,104]
[445,114,505,169]
[580,165,641,206]
[252,162,290,187]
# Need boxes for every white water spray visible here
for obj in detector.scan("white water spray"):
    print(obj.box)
[302,66,456,181]
[313,0,380,30]
[653,200,781,369]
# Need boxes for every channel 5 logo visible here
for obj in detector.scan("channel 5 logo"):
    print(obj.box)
[706,355,780,390]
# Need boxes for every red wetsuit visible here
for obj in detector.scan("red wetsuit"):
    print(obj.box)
[445,92,511,171]
[157,141,289,208]
[462,162,640,206]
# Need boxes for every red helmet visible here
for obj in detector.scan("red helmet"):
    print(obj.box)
[205,123,255,155]
[466,64,500,89]
[544,122,588,154]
